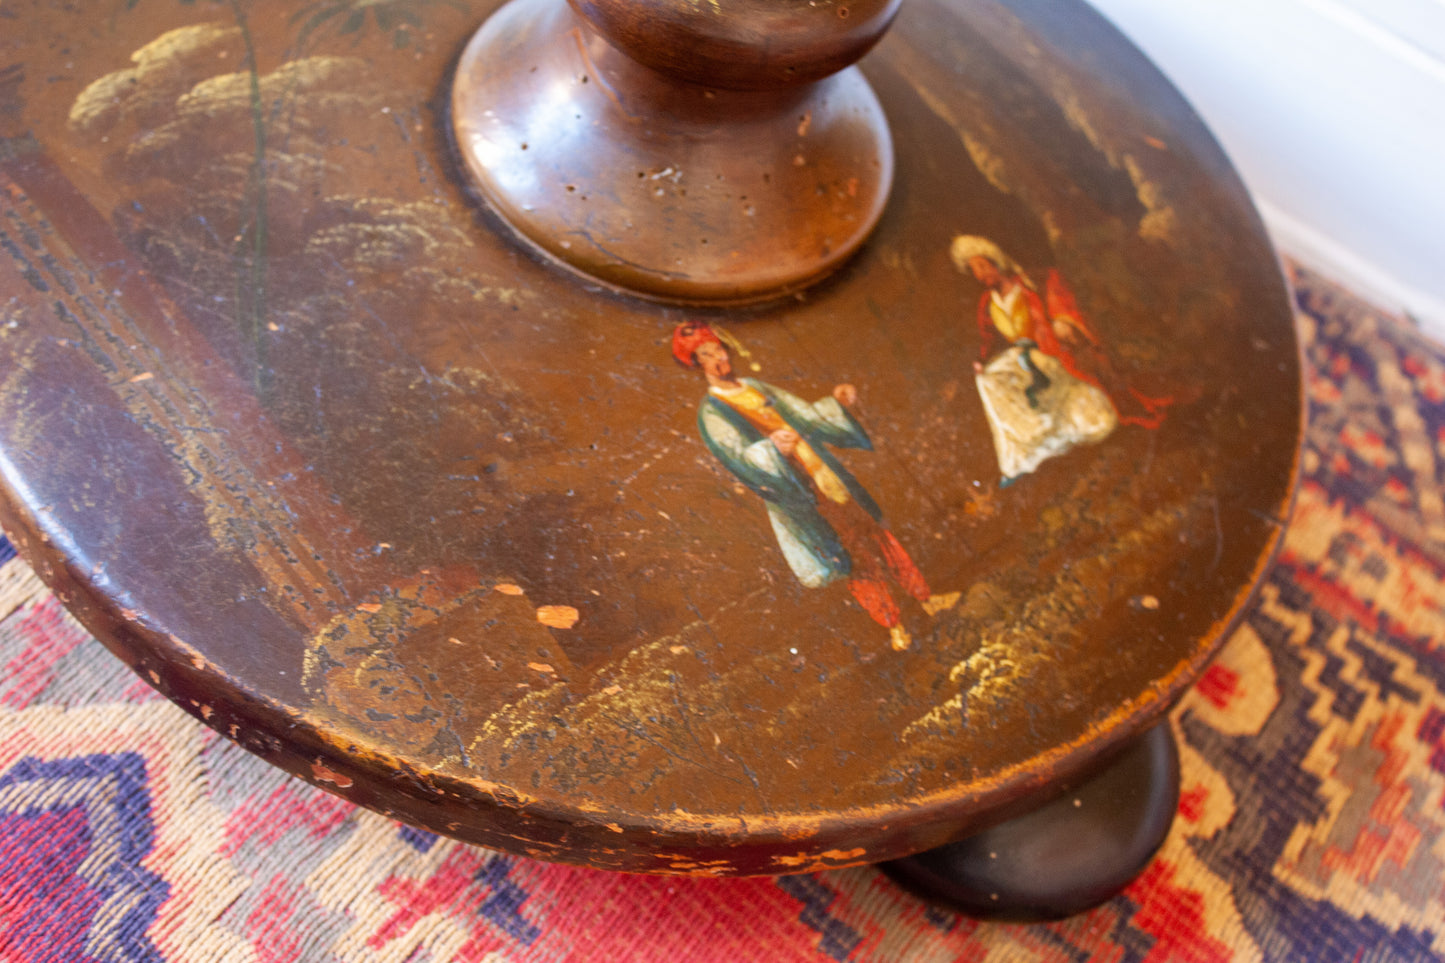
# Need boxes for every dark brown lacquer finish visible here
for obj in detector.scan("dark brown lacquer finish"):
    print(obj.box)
[0,0,1300,880]
[451,0,898,302]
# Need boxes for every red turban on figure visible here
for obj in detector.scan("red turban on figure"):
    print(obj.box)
[672,322,721,368]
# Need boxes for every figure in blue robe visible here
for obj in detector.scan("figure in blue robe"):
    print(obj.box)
[697,381,879,589]
[673,321,930,650]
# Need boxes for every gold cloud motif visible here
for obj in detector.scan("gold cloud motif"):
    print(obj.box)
[69,23,241,131]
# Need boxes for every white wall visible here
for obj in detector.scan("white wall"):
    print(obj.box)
[1085,0,1445,337]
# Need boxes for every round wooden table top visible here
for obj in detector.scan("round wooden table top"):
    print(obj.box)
[0,0,1299,874]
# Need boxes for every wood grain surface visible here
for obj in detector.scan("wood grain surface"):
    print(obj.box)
[0,0,1299,873]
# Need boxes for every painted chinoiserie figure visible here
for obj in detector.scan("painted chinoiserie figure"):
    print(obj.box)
[673,322,931,651]
[953,235,1174,485]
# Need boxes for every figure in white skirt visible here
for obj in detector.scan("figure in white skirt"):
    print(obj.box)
[952,236,1171,485]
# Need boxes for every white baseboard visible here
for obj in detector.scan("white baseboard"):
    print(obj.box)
[1085,0,1445,343]
[1258,199,1445,339]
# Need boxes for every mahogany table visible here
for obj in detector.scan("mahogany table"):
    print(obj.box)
[0,0,1299,918]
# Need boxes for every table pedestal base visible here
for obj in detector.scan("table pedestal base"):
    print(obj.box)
[880,724,1179,921]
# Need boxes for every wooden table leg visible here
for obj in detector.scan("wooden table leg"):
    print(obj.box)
[880,723,1180,921]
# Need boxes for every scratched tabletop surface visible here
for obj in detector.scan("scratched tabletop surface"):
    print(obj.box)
[0,0,1299,873]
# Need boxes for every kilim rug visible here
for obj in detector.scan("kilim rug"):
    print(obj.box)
[2,261,1443,961]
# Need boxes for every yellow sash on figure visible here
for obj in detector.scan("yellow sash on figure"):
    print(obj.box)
[710,384,851,504]
[989,285,1033,342]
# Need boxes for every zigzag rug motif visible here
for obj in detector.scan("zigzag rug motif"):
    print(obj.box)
[2,264,1444,961]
